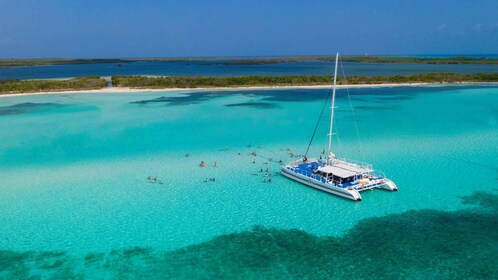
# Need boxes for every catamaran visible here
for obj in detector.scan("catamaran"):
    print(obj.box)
[281,53,397,201]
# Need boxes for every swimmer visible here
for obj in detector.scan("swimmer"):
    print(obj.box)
[214,161,218,167]
[269,178,272,183]
[204,178,208,183]
[200,161,206,167]
[253,159,256,164]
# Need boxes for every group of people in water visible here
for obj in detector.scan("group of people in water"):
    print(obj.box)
[187,144,299,184]
[199,160,218,167]
[252,167,279,183]
[144,145,300,186]
[147,176,164,185]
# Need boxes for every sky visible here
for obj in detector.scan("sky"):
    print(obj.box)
[0,0,497,58]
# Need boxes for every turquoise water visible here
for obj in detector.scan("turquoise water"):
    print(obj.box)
[0,85,497,278]
[1,60,498,80]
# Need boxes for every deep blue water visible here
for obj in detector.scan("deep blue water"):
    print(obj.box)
[1,60,497,80]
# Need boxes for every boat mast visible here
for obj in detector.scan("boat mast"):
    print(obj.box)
[327,53,339,163]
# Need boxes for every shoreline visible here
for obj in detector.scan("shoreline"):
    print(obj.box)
[1,82,497,99]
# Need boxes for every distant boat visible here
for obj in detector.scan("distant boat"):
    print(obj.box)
[281,53,397,201]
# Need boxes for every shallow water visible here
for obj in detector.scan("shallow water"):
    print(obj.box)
[1,60,498,80]
[0,85,497,278]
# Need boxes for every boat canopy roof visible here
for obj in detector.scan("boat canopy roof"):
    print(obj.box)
[333,162,373,174]
[317,165,359,178]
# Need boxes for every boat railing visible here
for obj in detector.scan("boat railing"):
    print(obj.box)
[335,158,373,170]
[370,169,386,179]
[286,166,328,184]
[288,159,303,166]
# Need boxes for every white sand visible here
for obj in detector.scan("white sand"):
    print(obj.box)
[0,82,495,99]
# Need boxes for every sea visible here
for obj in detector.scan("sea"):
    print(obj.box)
[0,59,497,278]
[1,60,498,80]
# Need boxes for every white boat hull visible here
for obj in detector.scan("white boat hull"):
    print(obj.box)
[380,179,398,191]
[281,167,362,201]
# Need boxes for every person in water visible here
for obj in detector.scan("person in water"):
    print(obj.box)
[200,161,206,167]
[214,161,218,167]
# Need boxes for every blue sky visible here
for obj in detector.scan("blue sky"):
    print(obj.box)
[0,0,497,58]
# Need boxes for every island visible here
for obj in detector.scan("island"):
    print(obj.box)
[1,73,497,95]
[1,56,498,67]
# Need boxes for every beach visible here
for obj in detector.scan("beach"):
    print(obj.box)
[3,81,497,99]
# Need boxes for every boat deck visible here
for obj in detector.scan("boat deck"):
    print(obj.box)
[286,160,384,190]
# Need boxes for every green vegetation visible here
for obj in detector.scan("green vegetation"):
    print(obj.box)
[0,76,107,95]
[1,56,498,67]
[2,73,496,95]
[340,73,498,84]
[112,73,498,88]
[112,75,331,88]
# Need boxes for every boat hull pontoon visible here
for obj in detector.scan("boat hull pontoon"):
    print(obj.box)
[281,159,397,201]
